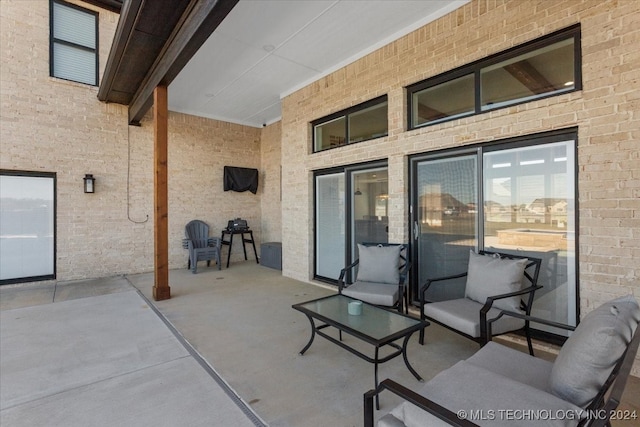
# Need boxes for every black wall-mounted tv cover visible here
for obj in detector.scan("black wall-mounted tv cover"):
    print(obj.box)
[223,166,259,194]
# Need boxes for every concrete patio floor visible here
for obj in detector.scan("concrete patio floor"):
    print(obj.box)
[1,261,639,426]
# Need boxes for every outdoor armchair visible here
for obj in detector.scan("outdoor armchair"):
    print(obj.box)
[419,250,542,355]
[338,243,411,313]
[365,295,640,427]
[183,220,222,273]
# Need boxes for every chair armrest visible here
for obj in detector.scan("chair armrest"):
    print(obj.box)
[364,379,479,427]
[480,285,542,315]
[419,272,468,310]
[420,272,468,296]
[478,285,542,346]
[399,260,412,285]
[208,237,222,249]
[338,259,359,292]
[485,309,576,343]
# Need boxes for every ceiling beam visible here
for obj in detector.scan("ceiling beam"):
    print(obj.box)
[417,103,448,123]
[97,0,144,103]
[127,0,238,125]
[504,60,558,94]
[81,0,122,13]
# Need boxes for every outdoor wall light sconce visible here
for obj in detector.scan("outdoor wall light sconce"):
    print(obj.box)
[83,174,95,193]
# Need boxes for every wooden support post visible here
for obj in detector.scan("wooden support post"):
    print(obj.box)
[152,84,170,301]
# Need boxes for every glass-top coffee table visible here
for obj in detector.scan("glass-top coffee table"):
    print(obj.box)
[292,294,429,409]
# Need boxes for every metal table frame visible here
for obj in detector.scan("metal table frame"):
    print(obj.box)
[220,229,258,268]
[292,294,429,409]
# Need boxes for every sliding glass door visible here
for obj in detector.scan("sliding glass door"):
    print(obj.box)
[351,167,388,260]
[410,131,577,335]
[315,172,345,280]
[483,140,577,331]
[413,154,478,302]
[1,171,56,284]
[315,163,388,282]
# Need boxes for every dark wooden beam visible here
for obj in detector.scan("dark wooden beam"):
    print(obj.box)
[97,0,144,102]
[417,103,448,123]
[128,0,238,124]
[81,0,122,13]
[504,60,558,94]
[152,85,170,301]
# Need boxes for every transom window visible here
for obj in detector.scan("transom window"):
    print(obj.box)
[50,0,99,86]
[408,25,581,129]
[312,96,388,152]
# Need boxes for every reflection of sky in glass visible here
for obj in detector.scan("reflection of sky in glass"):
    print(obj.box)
[416,142,572,208]
[1,176,53,201]
[484,141,570,207]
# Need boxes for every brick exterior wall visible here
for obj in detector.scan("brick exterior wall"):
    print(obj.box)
[1,0,639,373]
[260,121,282,245]
[0,0,263,279]
[280,0,640,373]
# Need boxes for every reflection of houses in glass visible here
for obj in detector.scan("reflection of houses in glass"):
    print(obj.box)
[484,200,511,223]
[485,198,569,228]
[420,192,468,226]
[518,197,567,228]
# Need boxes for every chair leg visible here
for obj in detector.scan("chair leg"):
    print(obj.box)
[525,325,535,356]
[190,255,197,274]
[404,291,409,315]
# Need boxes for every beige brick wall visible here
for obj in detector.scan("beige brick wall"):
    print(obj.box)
[0,0,263,279]
[2,0,639,373]
[260,121,282,246]
[281,0,640,373]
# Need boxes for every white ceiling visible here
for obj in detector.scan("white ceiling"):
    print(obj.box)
[168,0,469,128]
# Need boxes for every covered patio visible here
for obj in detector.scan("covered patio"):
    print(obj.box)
[2,263,638,426]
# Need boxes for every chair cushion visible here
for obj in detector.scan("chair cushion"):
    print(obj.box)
[549,295,640,408]
[464,251,528,312]
[356,244,401,285]
[389,360,584,427]
[342,281,398,307]
[466,341,553,392]
[425,298,524,338]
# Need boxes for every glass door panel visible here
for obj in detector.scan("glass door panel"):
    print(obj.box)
[315,173,345,280]
[315,163,388,284]
[413,155,477,302]
[1,173,55,283]
[483,140,577,331]
[351,167,388,259]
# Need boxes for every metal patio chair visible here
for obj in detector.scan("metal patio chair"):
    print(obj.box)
[338,243,411,313]
[419,250,542,355]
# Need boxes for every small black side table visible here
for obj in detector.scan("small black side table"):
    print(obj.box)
[220,229,259,268]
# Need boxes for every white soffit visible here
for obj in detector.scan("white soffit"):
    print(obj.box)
[168,0,470,128]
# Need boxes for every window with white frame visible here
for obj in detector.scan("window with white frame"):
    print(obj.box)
[50,0,98,86]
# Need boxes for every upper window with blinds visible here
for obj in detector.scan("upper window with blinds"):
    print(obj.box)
[50,0,98,86]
